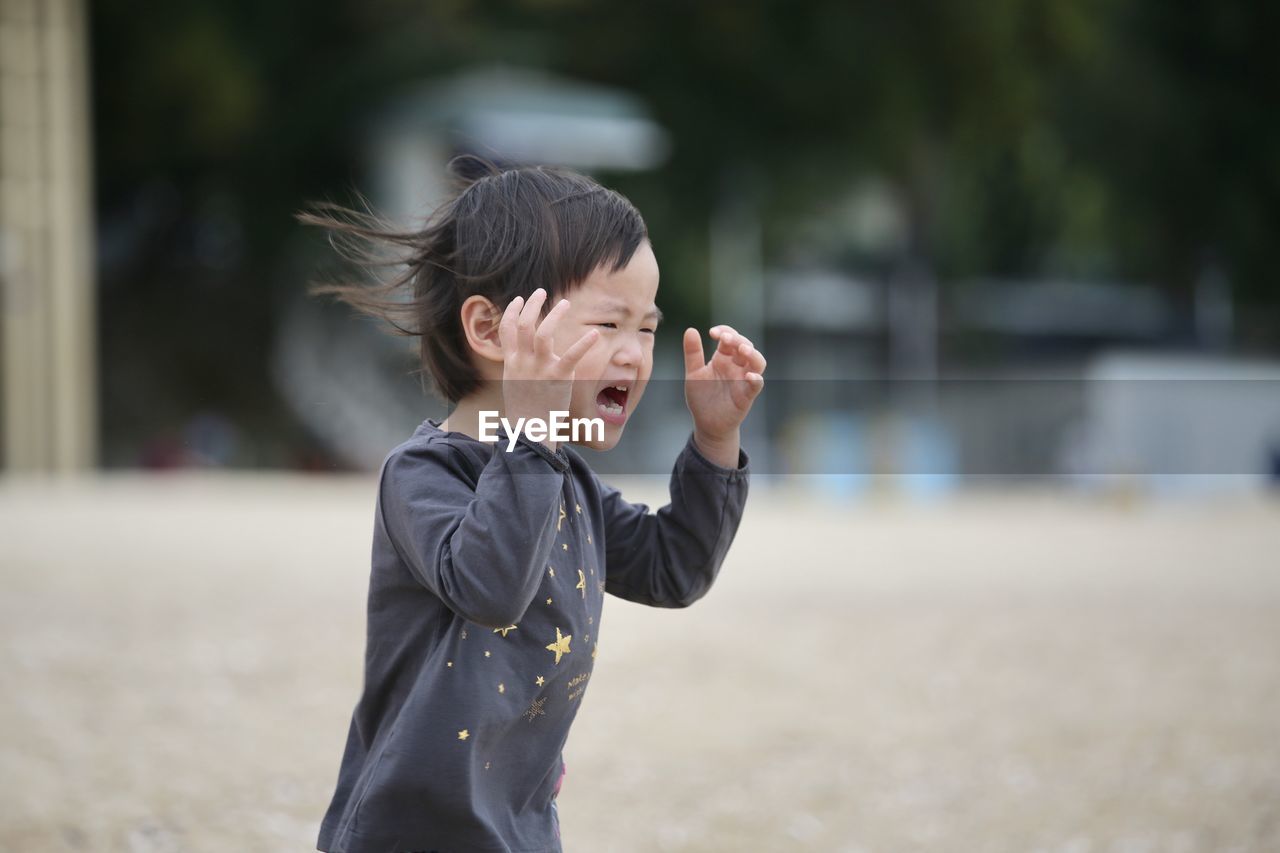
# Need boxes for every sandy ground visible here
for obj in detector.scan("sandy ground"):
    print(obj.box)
[1,473,1278,853]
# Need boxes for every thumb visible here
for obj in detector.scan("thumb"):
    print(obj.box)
[682,328,705,376]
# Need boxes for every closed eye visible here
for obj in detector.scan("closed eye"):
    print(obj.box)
[597,322,656,334]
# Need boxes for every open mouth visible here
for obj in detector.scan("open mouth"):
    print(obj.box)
[595,383,630,421]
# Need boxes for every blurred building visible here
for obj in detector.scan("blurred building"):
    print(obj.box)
[764,252,1280,492]
[365,66,670,222]
[273,65,671,470]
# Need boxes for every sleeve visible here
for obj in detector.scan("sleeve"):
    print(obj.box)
[599,430,750,608]
[378,432,569,628]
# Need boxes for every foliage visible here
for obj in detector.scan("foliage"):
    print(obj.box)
[90,0,1280,461]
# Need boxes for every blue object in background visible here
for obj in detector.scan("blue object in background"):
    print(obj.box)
[814,412,868,500]
[896,415,959,501]
[784,411,958,501]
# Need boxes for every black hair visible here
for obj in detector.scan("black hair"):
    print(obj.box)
[297,155,649,403]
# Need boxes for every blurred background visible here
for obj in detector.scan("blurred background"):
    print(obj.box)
[2,0,1279,850]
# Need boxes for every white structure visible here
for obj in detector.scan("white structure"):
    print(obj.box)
[276,66,670,469]
[1068,352,1280,493]
[0,0,97,472]
[364,65,670,225]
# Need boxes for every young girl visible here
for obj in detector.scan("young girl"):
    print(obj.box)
[305,156,766,853]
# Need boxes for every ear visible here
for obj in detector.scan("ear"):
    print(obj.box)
[459,294,506,364]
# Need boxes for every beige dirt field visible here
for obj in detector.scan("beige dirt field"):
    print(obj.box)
[1,474,1278,852]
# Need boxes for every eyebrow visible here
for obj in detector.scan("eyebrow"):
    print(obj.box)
[596,299,664,324]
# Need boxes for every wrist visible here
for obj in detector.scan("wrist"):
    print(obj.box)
[510,431,568,472]
[497,404,562,454]
[692,426,741,469]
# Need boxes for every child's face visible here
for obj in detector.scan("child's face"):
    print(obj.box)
[554,240,661,451]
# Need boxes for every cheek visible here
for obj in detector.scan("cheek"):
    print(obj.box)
[574,341,610,378]
[640,338,656,375]
[558,326,602,368]
[571,378,596,406]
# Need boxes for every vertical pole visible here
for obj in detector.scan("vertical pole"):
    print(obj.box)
[0,0,97,472]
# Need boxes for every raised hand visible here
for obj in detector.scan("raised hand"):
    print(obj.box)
[499,288,599,451]
[682,324,766,466]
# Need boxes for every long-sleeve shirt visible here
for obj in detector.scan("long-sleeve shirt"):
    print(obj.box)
[316,417,750,853]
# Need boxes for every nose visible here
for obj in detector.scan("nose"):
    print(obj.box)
[611,333,644,368]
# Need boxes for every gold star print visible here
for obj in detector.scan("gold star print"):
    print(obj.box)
[546,597,553,605]
[548,567,555,578]
[446,661,453,667]
[588,615,593,625]
[493,625,517,637]
[575,503,581,513]
[587,534,592,544]
[557,502,566,532]
[576,570,587,598]
[498,683,505,694]
[535,675,545,687]
[545,627,572,665]
[458,729,470,741]
[485,761,491,770]
[592,643,598,659]
[561,543,568,551]
[461,629,468,639]
[524,696,547,722]
[484,650,491,658]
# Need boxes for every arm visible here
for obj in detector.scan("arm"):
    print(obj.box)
[600,430,750,608]
[378,434,568,628]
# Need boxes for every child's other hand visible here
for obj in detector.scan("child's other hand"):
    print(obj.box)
[682,324,766,449]
[500,288,598,450]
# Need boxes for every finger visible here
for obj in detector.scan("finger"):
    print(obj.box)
[733,372,765,409]
[711,329,740,364]
[682,328,705,376]
[519,287,549,351]
[556,327,599,372]
[730,338,756,368]
[710,324,746,347]
[535,298,571,358]
[499,295,524,354]
[518,288,548,352]
[738,343,765,374]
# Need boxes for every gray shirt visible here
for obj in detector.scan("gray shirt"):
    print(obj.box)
[317,417,750,853]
